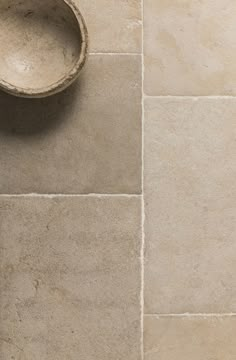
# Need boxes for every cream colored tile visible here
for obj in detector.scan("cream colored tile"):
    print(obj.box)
[144,98,236,313]
[144,0,236,95]
[144,315,236,360]
[0,55,141,194]
[77,0,141,53]
[0,196,141,360]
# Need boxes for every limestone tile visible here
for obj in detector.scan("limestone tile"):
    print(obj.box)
[144,0,236,95]
[144,98,236,313]
[0,55,141,194]
[144,315,236,360]
[0,196,141,360]
[77,0,141,53]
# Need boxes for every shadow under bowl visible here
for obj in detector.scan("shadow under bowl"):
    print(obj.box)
[0,0,88,98]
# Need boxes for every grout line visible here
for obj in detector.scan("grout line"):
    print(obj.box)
[0,193,142,198]
[144,95,236,99]
[89,52,141,56]
[144,313,236,317]
[141,0,145,358]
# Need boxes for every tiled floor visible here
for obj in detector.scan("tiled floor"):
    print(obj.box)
[144,98,236,314]
[143,0,236,359]
[77,0,142,53]
[144,315,236,360]
[144,0,236,95]
[0,2,142,360]
[0,55,141,194]
[0,197,141,360]
[1,0,236,359]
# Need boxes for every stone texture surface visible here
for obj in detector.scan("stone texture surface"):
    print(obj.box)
[0,55,141,194]
[144,98,236,313]
[78,0,141,53]
[144,0,236,95]
[0,196,141,360]
[144,315,236,360]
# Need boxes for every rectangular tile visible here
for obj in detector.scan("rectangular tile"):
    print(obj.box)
[77,0,141,53]
[0,196,141,360]
[144,315,236,360]
[144,98,236,313]
[144,0,236,95]
[0,55,141,194]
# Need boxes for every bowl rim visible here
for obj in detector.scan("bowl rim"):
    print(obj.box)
[0,0,89,98]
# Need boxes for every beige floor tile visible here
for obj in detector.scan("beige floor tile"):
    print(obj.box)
[144,0,236,95]
[144,315,236,360]
[0,196,141,360]
[77,0,141,53]
[0,55,141,194]
[144,98,236,313]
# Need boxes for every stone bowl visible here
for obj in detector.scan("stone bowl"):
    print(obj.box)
[0,0,88,98]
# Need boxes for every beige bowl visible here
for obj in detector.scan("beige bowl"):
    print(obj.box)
[0,0,88,98]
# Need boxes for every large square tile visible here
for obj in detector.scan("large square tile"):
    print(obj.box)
[0,55,141,194]
[144,315,236,360]
[0,196,141,360]
[144,98,236,313]
[144,0,236,95]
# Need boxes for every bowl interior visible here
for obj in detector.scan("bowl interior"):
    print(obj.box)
[0,0,82,92]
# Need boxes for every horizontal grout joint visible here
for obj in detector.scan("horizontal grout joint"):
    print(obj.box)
[0,193,142,198]
[89,52,141,56]
[144,313,236,317]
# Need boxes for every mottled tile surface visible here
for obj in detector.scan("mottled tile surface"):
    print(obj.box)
[0,197,141,360]
[77,0,141,53]
[144,98,236,313]
[0,55,141,194]
[144,0,236,95]
[144,315,236,360]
